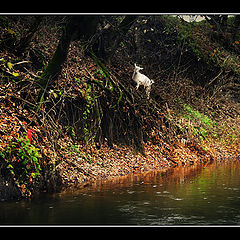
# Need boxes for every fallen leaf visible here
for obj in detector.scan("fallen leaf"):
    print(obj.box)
[7,62,13,70]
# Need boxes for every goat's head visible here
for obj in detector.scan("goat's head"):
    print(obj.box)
[134,63,143,72]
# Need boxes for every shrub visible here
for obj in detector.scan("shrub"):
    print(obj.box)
[1,134,42,197]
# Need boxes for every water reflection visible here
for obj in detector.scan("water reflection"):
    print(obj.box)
[1,160,240,225]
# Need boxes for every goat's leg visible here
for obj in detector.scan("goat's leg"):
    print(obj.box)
[146,86,151,99]
[136,83,140,90]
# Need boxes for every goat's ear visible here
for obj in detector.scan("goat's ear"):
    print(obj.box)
[134,63,137,67]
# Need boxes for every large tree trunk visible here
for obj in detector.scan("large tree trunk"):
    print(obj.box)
[37,17,76,88]
[38,16,98,89]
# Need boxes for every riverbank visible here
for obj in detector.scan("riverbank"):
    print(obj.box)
[1,118,239,200]
[56,141,210,189]
[56,133,240,192]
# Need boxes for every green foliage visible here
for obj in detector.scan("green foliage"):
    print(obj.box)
[183,104,217,128]
[2,136,42,193]
[48,89,63,99]
[180,103,218,141]
[94,68,107,79]
[75,78,95,143]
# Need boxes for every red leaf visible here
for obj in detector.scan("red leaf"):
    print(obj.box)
[27,129,32,143]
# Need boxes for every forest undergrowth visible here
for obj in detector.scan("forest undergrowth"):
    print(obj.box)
[0,15,240,199]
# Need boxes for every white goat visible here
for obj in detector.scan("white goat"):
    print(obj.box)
[132,63,154,99]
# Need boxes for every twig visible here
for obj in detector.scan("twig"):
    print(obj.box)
[208,70,223,86]
[13,60,31,66]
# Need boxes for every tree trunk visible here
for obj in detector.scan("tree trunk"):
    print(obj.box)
[38,16,98,89]
[37,17,76,88]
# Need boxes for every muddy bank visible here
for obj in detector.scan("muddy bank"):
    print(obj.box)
[56,141,213,191]
[58,159,211,196]
[0,139,236,201]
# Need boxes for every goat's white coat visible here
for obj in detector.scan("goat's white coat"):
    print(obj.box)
[132,63,154,99]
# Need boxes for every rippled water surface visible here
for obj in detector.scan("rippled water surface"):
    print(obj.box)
[1,160,240,225]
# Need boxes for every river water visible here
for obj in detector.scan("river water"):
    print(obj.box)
[1,160,240,225]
